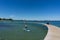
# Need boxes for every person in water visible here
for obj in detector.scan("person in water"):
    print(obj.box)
[23,25,30,32]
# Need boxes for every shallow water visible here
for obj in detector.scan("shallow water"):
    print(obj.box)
[0,21,48,40]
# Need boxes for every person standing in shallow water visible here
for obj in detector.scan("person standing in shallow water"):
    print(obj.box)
[25,25,28,29]
[23,24,31,32]
[23,20,30,32]
[23,20,28,31]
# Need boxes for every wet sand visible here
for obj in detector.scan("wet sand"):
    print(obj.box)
[44,24,60,40]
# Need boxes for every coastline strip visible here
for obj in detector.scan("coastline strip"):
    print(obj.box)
[44,24,60,40]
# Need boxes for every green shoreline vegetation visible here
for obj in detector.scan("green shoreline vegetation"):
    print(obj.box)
[0,18,13,21]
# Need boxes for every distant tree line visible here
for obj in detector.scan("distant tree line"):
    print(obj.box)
[0,18,13,21]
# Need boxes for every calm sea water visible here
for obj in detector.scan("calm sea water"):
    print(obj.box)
[0,20,59,40]
[23,21,60,27]
[39,21,60,27]
[0,20,48,40]
[48,21,60,27]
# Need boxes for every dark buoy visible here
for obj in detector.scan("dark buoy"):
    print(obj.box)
[46,22,49,25]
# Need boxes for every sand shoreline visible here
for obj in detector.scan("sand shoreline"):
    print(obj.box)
[44,24,60,40]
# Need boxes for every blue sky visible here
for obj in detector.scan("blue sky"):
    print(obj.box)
[0,0,60,20]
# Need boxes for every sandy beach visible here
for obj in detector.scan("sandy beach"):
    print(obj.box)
[44,24,60,40]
